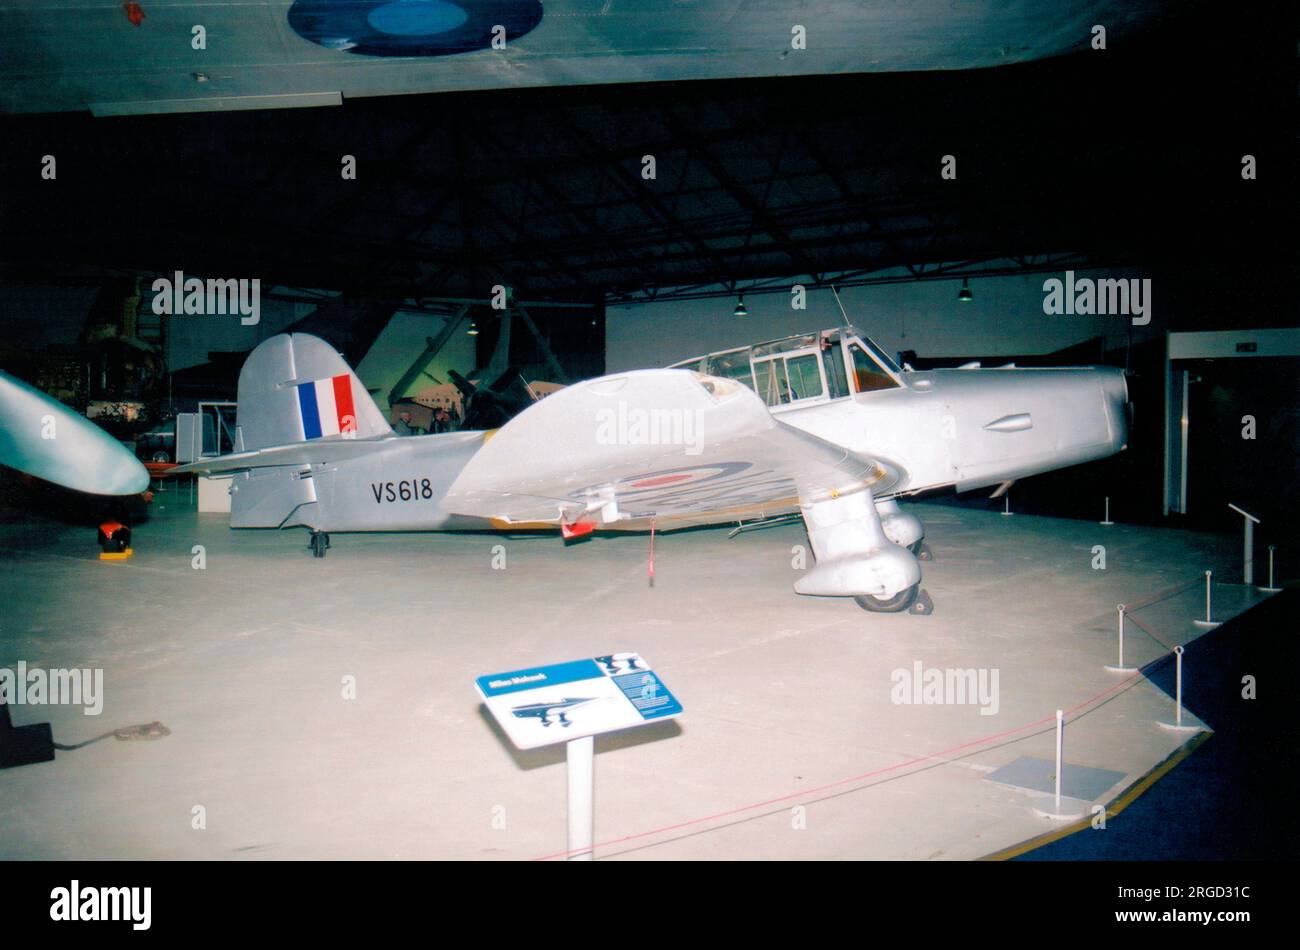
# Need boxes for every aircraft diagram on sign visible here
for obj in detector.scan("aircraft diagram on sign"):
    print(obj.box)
[176,327,1128,613]
[594,654,646,676]
[478,654,680,749]
[510,698,596,728]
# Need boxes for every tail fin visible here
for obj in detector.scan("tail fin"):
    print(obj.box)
[235,333,391,452]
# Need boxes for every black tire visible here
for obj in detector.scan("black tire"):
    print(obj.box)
[310,532,327,558]
[854,584,919,613]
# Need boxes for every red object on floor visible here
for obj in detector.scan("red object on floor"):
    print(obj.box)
[124,2,145,26]
[98,520,131,553]
[560,521,595,540]
[648,518,656,584]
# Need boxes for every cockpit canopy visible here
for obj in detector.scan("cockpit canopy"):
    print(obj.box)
[669,327,903,409]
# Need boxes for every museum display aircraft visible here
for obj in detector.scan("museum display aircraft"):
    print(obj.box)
[174,329,1129,613]
[0,1,1166,116]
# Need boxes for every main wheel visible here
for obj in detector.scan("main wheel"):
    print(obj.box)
[310,531,328,558]
[854,584,919,613]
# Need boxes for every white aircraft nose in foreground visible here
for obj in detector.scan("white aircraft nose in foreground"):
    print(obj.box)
[178,326,1127,613]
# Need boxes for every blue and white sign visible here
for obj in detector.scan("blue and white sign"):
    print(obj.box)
[476,653,682,750]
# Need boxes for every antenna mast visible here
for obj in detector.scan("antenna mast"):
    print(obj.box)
[829,284,852,329]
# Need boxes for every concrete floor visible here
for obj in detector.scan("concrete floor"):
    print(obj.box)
[0,485,1271,860]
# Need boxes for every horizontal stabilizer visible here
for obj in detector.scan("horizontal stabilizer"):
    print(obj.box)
[173,436,394,475]
[174,429,487,476]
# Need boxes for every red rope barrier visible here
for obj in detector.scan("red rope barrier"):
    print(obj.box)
[648,519,656,585]
[530,571,1219,860]
[532,666,1154,860]
[1122,574,1203,614]
[1124,612,1176,651]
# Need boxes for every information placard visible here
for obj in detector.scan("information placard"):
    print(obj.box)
[476,653,681,750]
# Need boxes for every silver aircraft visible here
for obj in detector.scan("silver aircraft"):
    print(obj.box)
[178,329,1128,612]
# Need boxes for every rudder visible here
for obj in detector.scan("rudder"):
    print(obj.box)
[235,333,391,451]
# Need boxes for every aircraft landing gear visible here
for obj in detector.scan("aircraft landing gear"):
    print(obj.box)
[795,487,921,604]
[310,530,330,558]
[854,585,934,615]
[854,584,918,613]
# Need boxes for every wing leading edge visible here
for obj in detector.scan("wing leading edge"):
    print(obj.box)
[443,368,902,528]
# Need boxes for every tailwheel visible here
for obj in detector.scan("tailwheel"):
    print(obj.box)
[310,530,329,558]
[854,584,919,613]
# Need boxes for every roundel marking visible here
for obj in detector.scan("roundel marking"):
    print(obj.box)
[288,0,543,57]
[614,462,752,496]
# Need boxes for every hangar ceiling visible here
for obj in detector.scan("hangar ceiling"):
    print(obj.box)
[0,2,1295,315]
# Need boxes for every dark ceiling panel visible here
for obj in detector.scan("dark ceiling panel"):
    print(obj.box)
[0,1,1294,316]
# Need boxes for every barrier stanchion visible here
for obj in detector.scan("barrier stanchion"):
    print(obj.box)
[1192,570,1220,628]
[1159,646,1202,733]
[1105,604,1138,673]
[1054,710,1063,812]
[1101,496,1114,526]
[1033,709,1087,821]
[1259,545,1282,593]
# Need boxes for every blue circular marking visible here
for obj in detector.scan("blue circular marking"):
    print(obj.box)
[288,0,543,57]
[367,1,468,37]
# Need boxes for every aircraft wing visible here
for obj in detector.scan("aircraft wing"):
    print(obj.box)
[0,369,148,495]
[3,2,1152,116]
[443,369,901,527]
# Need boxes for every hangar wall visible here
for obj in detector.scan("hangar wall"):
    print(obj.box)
[0,282,312,374]
[354,310,478,404]
[607,268,1159,370]
[0,284,100,346]
[166,296,309,372]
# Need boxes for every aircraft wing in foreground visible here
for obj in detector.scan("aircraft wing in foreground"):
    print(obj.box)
[0,369,149,496]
